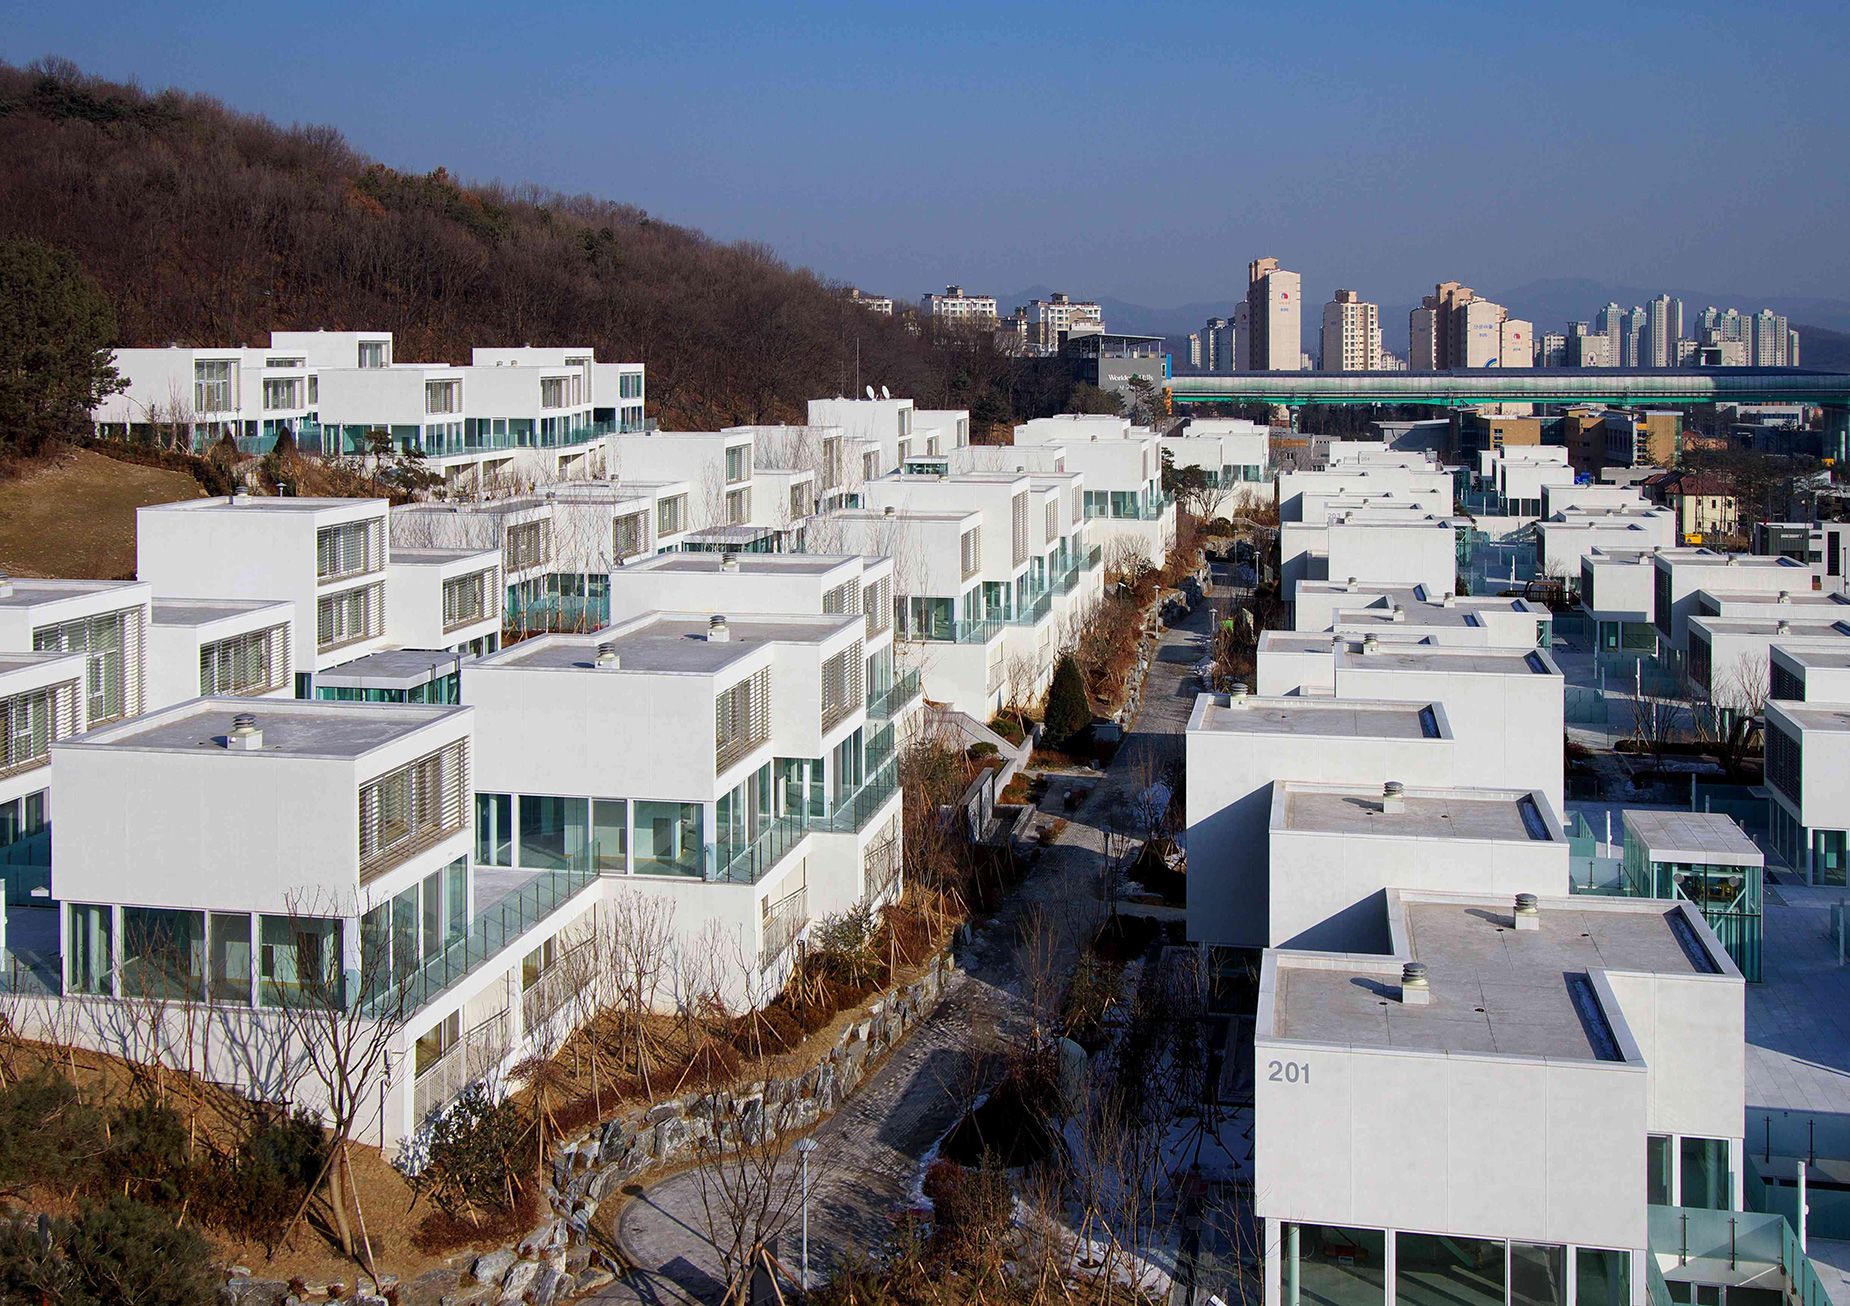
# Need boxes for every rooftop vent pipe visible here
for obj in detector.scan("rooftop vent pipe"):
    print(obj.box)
[1513,893,1540,931]
[1389,606,1405,622]
[226,713,263,751]
[1779,590,1792,603]
[708,614,730,643]
[595,643,620,669]
[1777,619,1793,635]
[1228,681,1249,706]
[720,552,740,572]
[1399,961,1431,1006]
[1382,780,1406,814]
[883,506,895,517]
[1362,634,1380,655]
[0,572,11,598]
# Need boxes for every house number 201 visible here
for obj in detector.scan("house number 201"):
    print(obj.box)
[1268,1060,1310,1084]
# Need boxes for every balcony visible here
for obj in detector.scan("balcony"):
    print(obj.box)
[909,615,1004,645]
[1007,589,1054,626]
[359,867,597,1019]
[412,1009,510,1123]
[1649,1205,1831,1306]
[709,813,812,886]
[817,757,899,835]
[866,669,922,721]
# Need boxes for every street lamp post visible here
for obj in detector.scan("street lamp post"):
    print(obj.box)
[795,1137,819,1290]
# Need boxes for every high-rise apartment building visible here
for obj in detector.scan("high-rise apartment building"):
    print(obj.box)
[1643,294,1683,368]
[1023,293,1102,351]
[1537,333,1568,367]
[919,285,998,328]
[1752,309,1793,366]
[1243,257,1302,372]
[1413,282,1530,369]
[1320,290,1382,371]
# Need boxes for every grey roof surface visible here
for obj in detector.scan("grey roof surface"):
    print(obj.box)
[1772,642,1850,670]
[151,597,289,627]
[1769,703,1850,733]
[1690,616,1850,637]
[1623,810,1763,865]
[69,697,463,759]
[0,651,83,676]
[0,577,143,609]
[1338,646,1556,676]
[485,612,856,674]
[630,554,850,577]
[1280,785,1551,843]
[141,495,384,514]
[389,547,497,565]
[1194,697,1441,740]
[1700,590,1849,607]
[316,649,463,689]
[1276,899,1712,1060]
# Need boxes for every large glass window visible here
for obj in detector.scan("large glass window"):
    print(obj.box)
[34,608,136,725]
[66,903,113,995]
[1286,1223,1384,1306]
[1510,1243,1565,1306]
[518,794,588,870]
[635,800,702,877]
[120,907,205,1000]
[593,799,628,872]
[208,912,253,1004]
[1395,1232,1504,1306]
[1575,1248,1630,1306]
[390,887,419,987]
[421,870,443,962]
[445,859,468,948]
[1681,1136,1732,1210]
[476,793,513,867]
[258,915,343,1008]
[194,359,234,412]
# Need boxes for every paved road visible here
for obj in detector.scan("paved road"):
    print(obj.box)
[598,587,1218,1304]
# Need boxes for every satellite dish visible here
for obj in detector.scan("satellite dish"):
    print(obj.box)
[880,385,891,400]
[865,385,876,400]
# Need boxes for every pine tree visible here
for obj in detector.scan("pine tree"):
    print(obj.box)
[1043,654,1091,747]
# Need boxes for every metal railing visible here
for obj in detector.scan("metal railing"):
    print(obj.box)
[359,867,597,1019]
[1007,590,1054,626]
[759,887,809,968]
[709,813,811,886]
[907,615,1003,645]
[817,757,899,834]
[865,669,922,720]
[412,1008,510,1123]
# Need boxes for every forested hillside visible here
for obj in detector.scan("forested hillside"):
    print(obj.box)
[0,60,1081,430]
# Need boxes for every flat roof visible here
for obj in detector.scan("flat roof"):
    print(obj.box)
[1586,548,1659,565]
[1699,590,1849,607]
[481,611,858,675]
[140,495,385,514]
[1337,644,1559,677]
[1691,616,1850,639]
[1278,782,1554,843]
[65,697,465,760]
[1191,694,1444,740]
[1260,631,1439,654]
[151,597,290,627]
[389,546,498,566]
[1623,810,1763,865]
[1771,641,1850,671]
[0,651,84,677]
[0,577,145,610]
[828,508,976,524]
[624,553,854,578]
[1273,895,1719,1061]
[395,498,545,519]
[315,649,463,690]
[1769,702,1850,733]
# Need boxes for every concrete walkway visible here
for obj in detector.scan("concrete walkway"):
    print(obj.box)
[596,582,1219,1303]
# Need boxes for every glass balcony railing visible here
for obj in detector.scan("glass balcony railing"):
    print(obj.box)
[911,615,1003,645]
[359,866,597,1019]
[818,757,899,834]
[1649,1205,1832,1306]
[1007,589,1054,626]
[709,813,812,886]
[866,669,922,720]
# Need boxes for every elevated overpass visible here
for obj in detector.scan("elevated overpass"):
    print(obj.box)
[1166,366,1850,410]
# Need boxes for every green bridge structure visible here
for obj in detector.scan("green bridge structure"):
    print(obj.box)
[1166,367,1850,460]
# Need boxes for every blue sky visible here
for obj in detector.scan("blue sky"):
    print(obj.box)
[4,0,1847,311]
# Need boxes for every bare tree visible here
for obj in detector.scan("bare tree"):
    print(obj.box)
[1691,650,1770,781]
[605,889,678,1097]
[269,893,412,1282]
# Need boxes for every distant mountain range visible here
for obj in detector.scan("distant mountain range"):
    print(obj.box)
[1002,277,1850,371]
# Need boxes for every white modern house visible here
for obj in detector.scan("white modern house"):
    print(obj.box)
[1010,416,1176,568]
[0,651,87,880]
[823,506,1005,718]
[0,576,153,731]
[1580,548,1663,656]
[391,499,559,635]
[1765,697,1850,884]
[147,598,296,711]
[1255,888,1746,1306]
[137,496,390,694]
[805,396,970,476]
[382,547,502,658]
[1650,550,1816,667]
[1477,445,1575,520]
[1685,615,1850,708]
[1276,464,1454,524]
[1537,507,1678,587]
[17,695,606,1144]
[1280,508,1460,603]
[464,612,903,1009]
[1168,417,1270,489]
[1295,581,1550,649]
[92,334,646,489]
